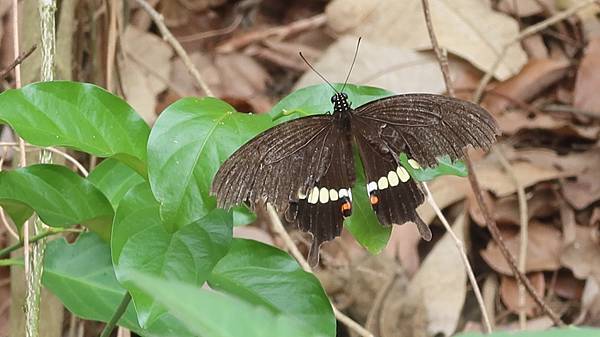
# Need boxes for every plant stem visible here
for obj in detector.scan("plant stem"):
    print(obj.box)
[0,228,75,259]
[99,293,132,337]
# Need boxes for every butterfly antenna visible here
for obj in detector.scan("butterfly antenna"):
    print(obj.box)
[299,51,339,94]
[341,37,362,93]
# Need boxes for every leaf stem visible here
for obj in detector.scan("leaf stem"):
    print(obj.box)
[0,228,78,259]
[99,293,132,337]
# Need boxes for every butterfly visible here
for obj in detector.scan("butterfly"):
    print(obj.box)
[211,85,499,265]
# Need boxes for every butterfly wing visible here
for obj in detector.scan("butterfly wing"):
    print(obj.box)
[352,117,432,240]
[353,94,500,167]
[212,114,356,262]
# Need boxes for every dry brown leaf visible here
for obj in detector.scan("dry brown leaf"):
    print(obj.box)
[481,222,562,274]
[582,277,600,325]
[233,226,274,245]
[562,169,600,210]
[495,111,600,140]
[497,0,547,17]
[476,160,565,197]
[552,270,585,300]
[326,0,527,80]
[384,225,421,276]
[500,272,545,317]
[417,175,470,224]
[406,213,468,336]
[120,27,173,124]
[574,38,600,117]
[507,147,600,174]
[561,225,600,282]
[482,58,569,113]
[294,35,446,94]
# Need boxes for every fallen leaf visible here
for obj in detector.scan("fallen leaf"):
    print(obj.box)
[574,38,600,117]
[481,222,562,275]
[294,35,446,94]
[326,0,527,80]
[406,212,468,336]
[417,175,470,225]
[495,110,600,140]
[120,27,173,124]
[476,160,565,197]
[521,34,549,60]
[581,277,600,325]
[497,0,546,17]
[562,169,600,210]
[551,270,585,300]
[500,272,545,317]
[384,224,421,276]
[507,147,600,175]
[561,225,600,282]
[233,226,274,245]
[482,58,569,113]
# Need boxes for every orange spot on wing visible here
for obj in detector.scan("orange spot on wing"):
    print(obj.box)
[341,201,352,212]
[370,195,379,205]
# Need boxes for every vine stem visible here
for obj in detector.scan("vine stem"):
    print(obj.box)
[266,205,376,337]
[99,293,132,337]
[0,228,81,259]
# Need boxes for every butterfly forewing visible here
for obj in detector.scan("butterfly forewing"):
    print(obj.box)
[353,94,500,167]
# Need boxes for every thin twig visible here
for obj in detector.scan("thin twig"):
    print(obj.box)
[0,142,89,177]
[266,205,376,337]
[99,293,132,337]
[105,0,118,92]
[134,0,214,96]
[216,14,327,53]
[0,145,19,240]
[0,228,81,259]
[420,0,565,327]
[0,45,37,80]
[422,183,493,333]
[420,0,492,333]
[495,148,529,329]
[473,0,597,102]
[177,14,243,42]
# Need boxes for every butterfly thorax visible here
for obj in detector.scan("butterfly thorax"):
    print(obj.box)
[331,92,353,128]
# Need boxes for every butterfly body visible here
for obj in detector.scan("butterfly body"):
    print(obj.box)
[212,88,499,264]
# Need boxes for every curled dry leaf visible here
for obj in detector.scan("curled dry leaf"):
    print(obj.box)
[507,147,600,175]
[482,58,570,114]
[561,225,600,282]
[481,222,562,275]
[551,270,585,301]
[497,0,547,17]
[232,226,274,245]
[326,0,527,80]
[120,27,173,124]
[294,35,446,94]
[574,38,600,117]
[562,169,600,210]
[495,110,600,140]
[500,272,545,317]
[405,213,468,336]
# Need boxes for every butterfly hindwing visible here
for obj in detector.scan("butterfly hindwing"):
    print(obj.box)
[353,94,500,167]
[352,120,432,240]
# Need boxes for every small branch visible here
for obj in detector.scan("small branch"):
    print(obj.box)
[422,183,493,334]
[266,205,376,337]
[216,14,326,53]
[177,14,243,42]
[0,45,37,80]
[472,0,597,102]
[0,228,80,259]
[420,0,565,327]
[495,148,529,329]
[0,142,89,176]
[99,293,132,337]
[134,0,214,96]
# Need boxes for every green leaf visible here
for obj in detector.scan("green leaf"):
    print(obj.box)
[208,239,335,337]
[270,83,394,123]
[399,153,468,181]
[88,158,145,210]
[130,272,325,337]
[0,81,150,175]
[0,164,113,240]
[43,232,195,337]
[147,97,273,229]
[232,205,257,226]
[456,327,600,337]
[112,182,233,327]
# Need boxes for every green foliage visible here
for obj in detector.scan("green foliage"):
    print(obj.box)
[456,327,600,337]
[0,80,477,336]
[208,239,336,337]
[0,164,113,240]
[0,81,150,175]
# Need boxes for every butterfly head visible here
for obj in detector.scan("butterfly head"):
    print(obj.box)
[331,92,351,114]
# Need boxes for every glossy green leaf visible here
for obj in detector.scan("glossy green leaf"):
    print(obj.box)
[130,272,325,337]
[112,182,233,327]
[0,164,113,240]
[88,158,145,210]
[270,83,394,123]
[456,327,600,337]
[43,232,195,337]
[399,153,468,181]
[147,97,273,229]
[208,239,335,337]
[0,81,150,175]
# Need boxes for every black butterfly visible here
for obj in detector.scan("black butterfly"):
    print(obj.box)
[211,86,499,264]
